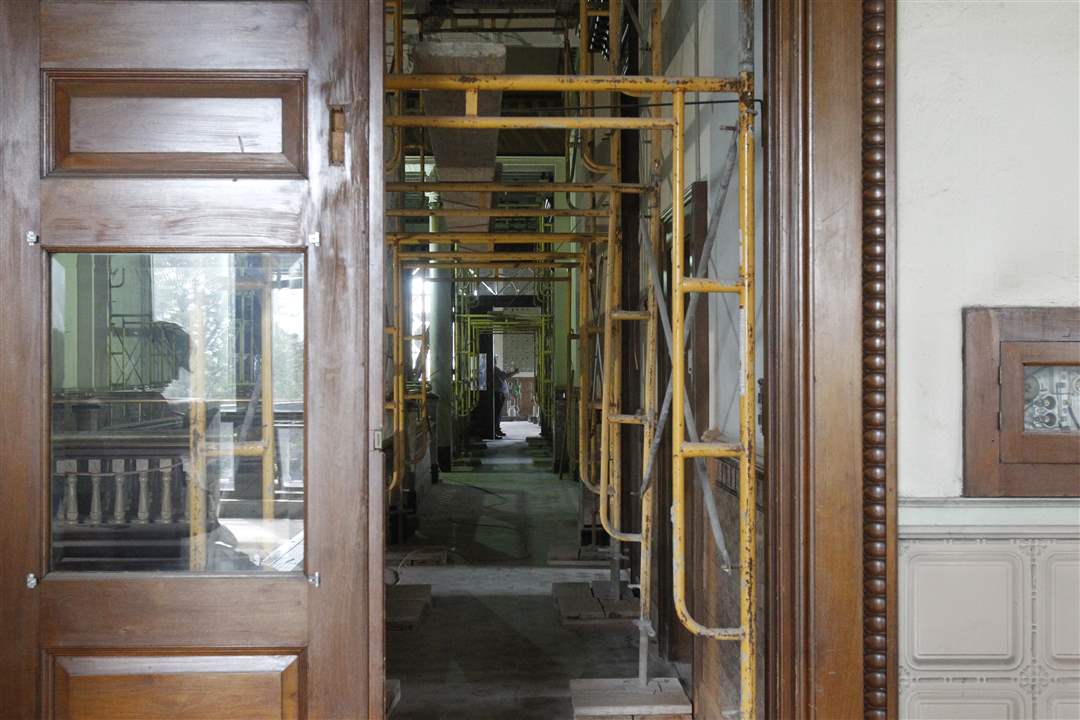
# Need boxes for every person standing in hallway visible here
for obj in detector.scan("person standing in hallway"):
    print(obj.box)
[492,359,518,438]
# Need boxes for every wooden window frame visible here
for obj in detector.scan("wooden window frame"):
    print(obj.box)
[963,307,1080,497]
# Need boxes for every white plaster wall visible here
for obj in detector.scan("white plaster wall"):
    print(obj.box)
[897,1,1080,497]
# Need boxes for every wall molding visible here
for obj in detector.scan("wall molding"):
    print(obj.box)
[900,497,1080,530]
[902,525,1080,540]
[862,1,894,717]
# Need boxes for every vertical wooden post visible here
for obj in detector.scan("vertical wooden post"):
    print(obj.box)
[188,292,207,570]
[261,262,276,521]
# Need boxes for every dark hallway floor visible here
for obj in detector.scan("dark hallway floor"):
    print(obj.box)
[387,422,668,720]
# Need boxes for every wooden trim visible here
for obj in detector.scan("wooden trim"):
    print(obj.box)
[39,575,308,649]
[366,1,388,716]
[303,2,382,718]
[40,180,307,250]
[0,2,43,714]
[50,653,301,720]
[764,0,807,714]
[43,70,307,178]
[862,1,896,717]
[766,0,897,717]
[40,0,310,71]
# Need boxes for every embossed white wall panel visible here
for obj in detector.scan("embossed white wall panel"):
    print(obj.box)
[903,687,1027,720]
[900,531,1080,717]
[903,548,1025,671]
[1040,689,1080,719]
[1041,551,1080,672]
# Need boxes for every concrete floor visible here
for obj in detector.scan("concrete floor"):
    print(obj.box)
[388,422,668,719]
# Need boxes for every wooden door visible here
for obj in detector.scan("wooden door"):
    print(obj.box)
[0,2,385,718]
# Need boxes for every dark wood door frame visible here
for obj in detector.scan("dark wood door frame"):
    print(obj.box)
[766,0,897,718]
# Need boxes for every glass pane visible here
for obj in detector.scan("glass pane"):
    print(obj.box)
[50,253,304,572]
[1023,364,1080,433]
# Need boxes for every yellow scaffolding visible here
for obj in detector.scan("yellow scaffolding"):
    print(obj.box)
[383,60,758,718]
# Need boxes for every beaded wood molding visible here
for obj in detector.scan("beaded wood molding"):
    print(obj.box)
[861,1,892,718]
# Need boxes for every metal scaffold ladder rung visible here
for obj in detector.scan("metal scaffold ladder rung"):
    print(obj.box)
[611,309,651,321]
[680,441,741,458]
[679,277,741,295]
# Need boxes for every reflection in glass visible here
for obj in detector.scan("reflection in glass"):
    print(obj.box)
[50,254,304,572]
[1023,364,1080,433]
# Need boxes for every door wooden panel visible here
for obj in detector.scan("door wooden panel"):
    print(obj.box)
[44,70,307,177]
[41,1,310,70]
[40,577,307,649]
[0,2,384,717]
[51,655,300,720]
[41,180,306,249]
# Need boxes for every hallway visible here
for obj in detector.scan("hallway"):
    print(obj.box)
[387,423,670,720]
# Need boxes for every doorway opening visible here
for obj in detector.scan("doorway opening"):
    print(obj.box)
[380,2,764,718]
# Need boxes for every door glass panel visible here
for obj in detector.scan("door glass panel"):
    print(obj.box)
[50,253,304,572]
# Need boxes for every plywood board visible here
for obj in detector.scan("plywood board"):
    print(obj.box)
[570,677,692,717]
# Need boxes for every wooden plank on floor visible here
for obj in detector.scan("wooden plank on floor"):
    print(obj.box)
[570,677,692,718]
[547,544,610,568]
[386,547,448,566]
[552,581,606,621]
[386,583,432,630]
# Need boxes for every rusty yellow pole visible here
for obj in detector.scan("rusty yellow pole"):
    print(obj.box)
[388,244,405,495]
[577,253,599,493]
[583,0,617,176]
[597,155,638,544]
[385,115,673,130]
[188,287,207,571]
[737,74,758,720]
[260,263,276,522]
[388,207,608,218]
[401,263,578,272]
[388,232,603,245]
[577,0,615,176]
[384,0,403,175]
[638,0,664,684]
[670,89,741,641]
[383,74,742,94]
[400,251,582,262]
[386,181,650,194]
